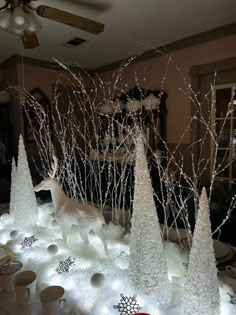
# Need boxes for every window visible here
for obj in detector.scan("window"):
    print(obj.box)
[211,84,236,182]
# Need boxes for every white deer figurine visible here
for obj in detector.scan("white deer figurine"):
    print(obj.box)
[34,156,108,253]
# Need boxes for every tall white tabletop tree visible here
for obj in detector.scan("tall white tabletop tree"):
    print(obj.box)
[180,187,220,315]
[13,134,38,229]
[9,157,17,217]
[128,131,171,308]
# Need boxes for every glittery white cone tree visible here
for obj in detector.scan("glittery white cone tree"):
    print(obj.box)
[9,157,17,217]
[128,132,171,307]
[180,187,220,315]
[13,134,38,229]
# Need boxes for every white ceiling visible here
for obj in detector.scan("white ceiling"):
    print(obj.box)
[0,0,235,70]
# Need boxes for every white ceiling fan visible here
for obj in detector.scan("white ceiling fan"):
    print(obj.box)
[0,0,110,49]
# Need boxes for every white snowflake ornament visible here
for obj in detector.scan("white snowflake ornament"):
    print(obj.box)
[113,294,142,315]
[20,235,38,248]
[55,257,75,274]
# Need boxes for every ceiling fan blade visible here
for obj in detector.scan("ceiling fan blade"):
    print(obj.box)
[21,32,40,49]
[36,5,104,34]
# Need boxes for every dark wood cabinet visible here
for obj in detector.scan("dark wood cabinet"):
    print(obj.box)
[87,87,167,214]
[90,87,167,163]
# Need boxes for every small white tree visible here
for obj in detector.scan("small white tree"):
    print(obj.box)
[13,134,38,229]
[180,187,220,315]
[128,132,171,308]
[9,157,17,217]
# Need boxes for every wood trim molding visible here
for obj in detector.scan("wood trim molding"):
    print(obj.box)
[92,23,236,74]
[0,55,60,71]
[0,54,82,73]
[190,57,236,98]
[190,57,236,77]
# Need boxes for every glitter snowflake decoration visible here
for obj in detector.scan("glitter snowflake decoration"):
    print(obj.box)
[113,294,142,315]
[55,257,75,274]
[227,292,236,305]
[20,235,38,248]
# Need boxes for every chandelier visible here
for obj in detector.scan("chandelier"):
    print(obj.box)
[0,0,41,36]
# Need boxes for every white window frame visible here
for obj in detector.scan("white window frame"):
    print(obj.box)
[211,83,236,182]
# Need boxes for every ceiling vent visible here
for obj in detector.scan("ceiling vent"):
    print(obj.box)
[64,37,86,47]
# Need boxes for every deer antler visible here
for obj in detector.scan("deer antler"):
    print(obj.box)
[48,155,58,178]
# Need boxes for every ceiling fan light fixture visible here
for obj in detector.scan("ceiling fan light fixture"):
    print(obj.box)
[0,9,11,31]
[12,6,29,31]
[0,0,105,48]
[9,23,24,35]
[27,10,41,33]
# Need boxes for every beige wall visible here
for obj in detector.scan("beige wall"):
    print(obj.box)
[0,62,59,153]
[97,34,236,144]
[0,61,91,153]
[0,34,236,154]
[16,62,93,100]
[16,63,62,100]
